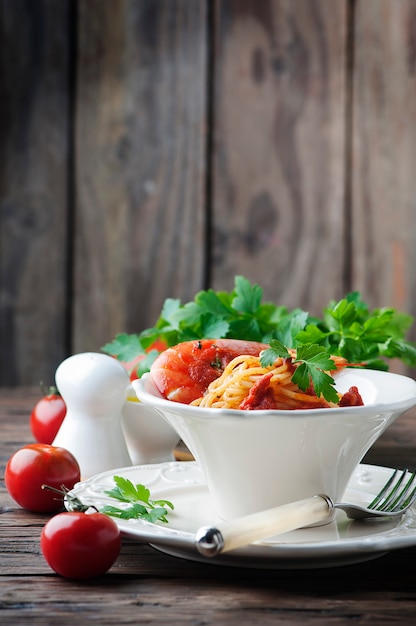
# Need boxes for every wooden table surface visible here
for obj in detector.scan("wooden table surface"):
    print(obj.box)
[1,387,416,625]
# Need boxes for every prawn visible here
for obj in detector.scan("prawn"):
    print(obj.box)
[150,339,268,404]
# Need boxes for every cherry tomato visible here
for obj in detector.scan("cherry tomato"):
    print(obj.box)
[40,511,121,579]
[4,444,80,513]
[30,388,66,444]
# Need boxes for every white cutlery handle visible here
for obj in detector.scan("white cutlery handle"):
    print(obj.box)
[195,495,333,557]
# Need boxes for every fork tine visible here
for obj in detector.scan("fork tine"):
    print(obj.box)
[389,472,416,509]
[376,469,409,511]
[368,469,401,509]
[386,472,416,511]
[401,484,416,510]
[374,470,416,512]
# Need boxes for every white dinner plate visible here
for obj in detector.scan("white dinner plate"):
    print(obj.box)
[68,462,416,569]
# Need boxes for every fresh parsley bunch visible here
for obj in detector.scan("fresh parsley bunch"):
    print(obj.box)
[297,292,416,370]
[102,276,416,380]
[138,275,292,346]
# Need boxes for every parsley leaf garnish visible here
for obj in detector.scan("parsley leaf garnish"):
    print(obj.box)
[101,333,146,362]
[101,476,174,524]
[260,339,339,404]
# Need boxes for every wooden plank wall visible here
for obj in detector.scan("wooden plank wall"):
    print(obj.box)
[1,0,416,387]
[0,0,71,386]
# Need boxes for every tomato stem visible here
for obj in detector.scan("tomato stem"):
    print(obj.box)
[42,484,98,513]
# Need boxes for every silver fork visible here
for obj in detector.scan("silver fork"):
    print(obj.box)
[196,468,416,557]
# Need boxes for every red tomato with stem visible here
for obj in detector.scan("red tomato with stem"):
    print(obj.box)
[30,387,66,444]
[4,444,80,513]
[41,511,121,579]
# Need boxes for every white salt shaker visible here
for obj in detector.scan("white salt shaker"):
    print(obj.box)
[52,352,132,479]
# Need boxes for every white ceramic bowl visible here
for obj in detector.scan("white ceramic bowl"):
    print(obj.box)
[121,396,181,465]
[133,369,416,521]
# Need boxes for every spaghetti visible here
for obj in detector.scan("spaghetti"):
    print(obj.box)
[190,353,362,410]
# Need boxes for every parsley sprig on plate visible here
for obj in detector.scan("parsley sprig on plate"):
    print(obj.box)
[102,275,416,379]
[102,476,174,523]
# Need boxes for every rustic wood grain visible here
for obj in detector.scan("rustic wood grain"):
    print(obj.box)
[2,388,416,624]
[2,0,416,391]
[211,0,349,315]
[72,0,208,355]
[351,0,416,327]
[0,0,71,386]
